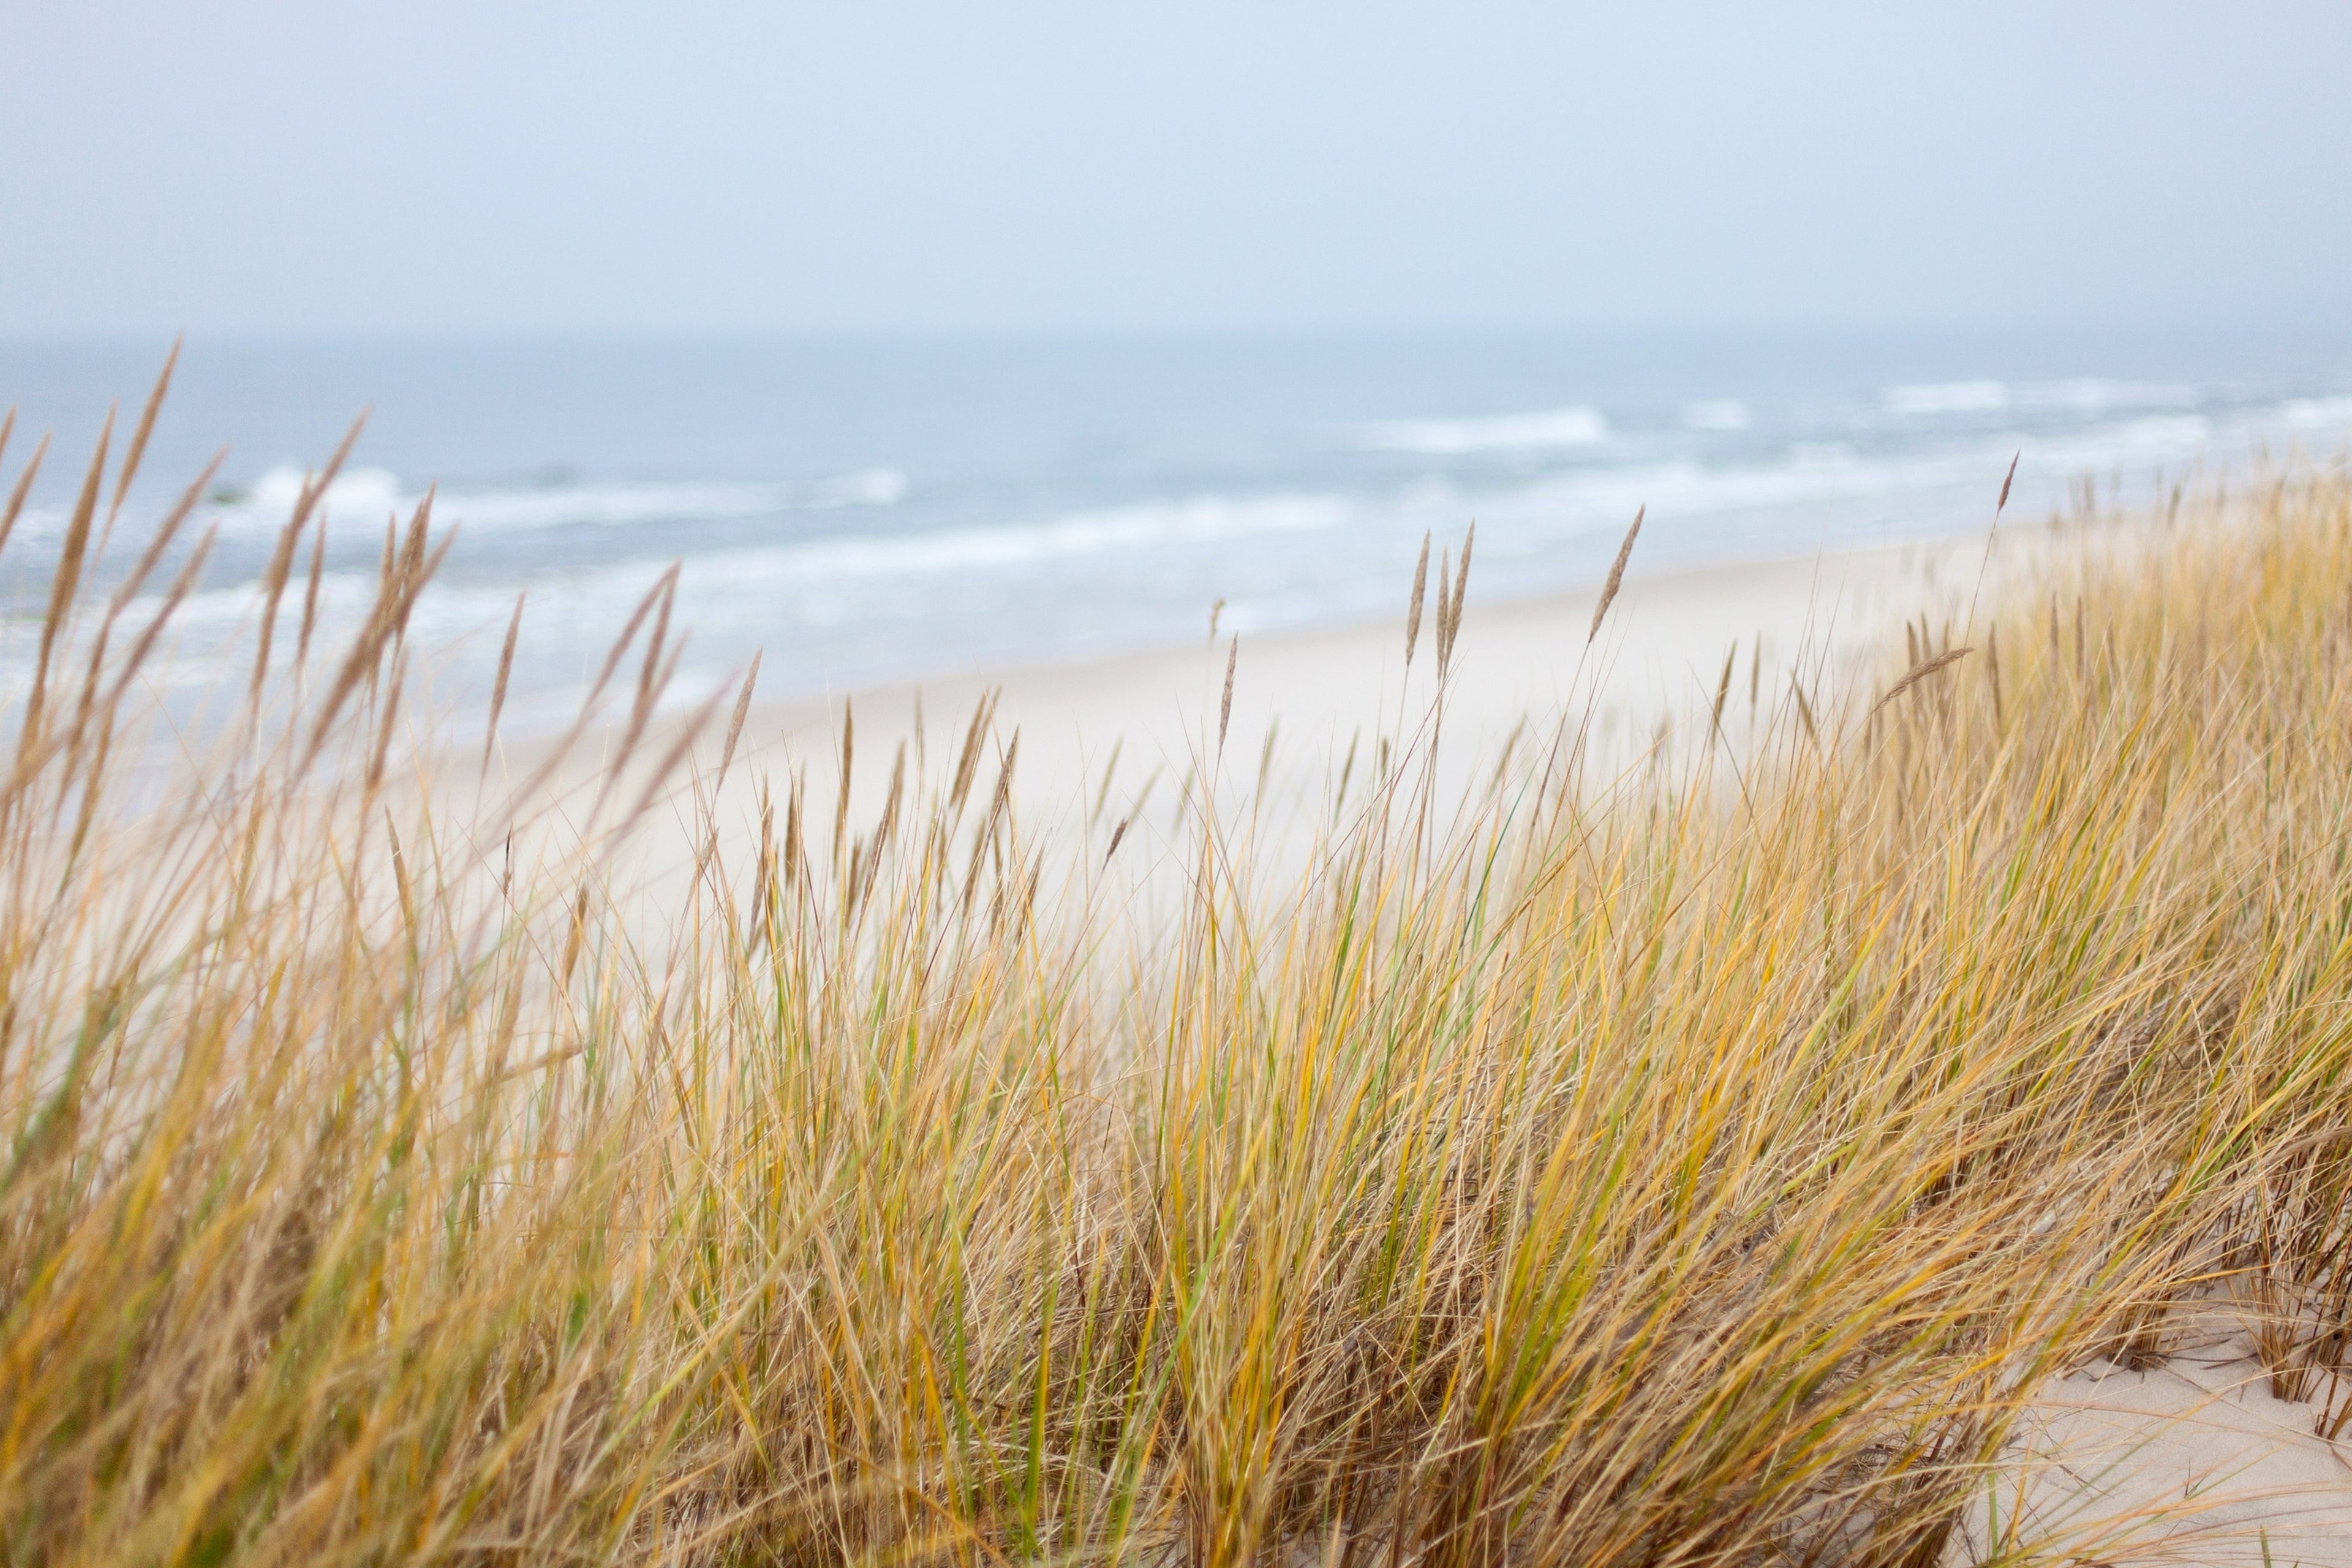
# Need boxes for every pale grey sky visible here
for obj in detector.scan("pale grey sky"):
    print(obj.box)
[4,2,2347,336]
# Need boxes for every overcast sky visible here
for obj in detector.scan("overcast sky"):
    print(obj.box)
[4,2,2348,337]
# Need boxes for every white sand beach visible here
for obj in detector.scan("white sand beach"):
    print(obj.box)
[727,531,1985,839]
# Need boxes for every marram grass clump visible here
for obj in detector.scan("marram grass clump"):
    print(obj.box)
[4,377,2352,1567]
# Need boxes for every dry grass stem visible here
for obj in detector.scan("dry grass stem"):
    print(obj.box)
[1588,503,1643,644]
[3,394,2351,1568]
[1871,645,1975,715]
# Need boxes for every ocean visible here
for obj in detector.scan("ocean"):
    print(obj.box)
[3,328,2348,732]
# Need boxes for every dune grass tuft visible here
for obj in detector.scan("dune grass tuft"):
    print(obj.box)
[4,374,2352,1565]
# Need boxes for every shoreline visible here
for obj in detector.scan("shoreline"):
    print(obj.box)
[723,527,1998,821]
[466,524,2017,908]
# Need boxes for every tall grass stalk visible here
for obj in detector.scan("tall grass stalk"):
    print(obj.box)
[4,379,2352,1566]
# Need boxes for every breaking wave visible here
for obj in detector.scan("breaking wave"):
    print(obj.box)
[1360,405,1610,454]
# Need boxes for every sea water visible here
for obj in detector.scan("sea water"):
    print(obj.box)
[2,329,2348,731]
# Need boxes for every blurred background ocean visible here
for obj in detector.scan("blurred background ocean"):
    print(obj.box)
[3,327,2348,731]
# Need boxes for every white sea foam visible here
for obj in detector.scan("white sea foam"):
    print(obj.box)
[1785,442,1862,469]
[1361,405,1610,454]
[2025,416,2214,467]
[1885,380,2011,416]
[1887,379,2202,419]
[80,490,1350,655]
[809,468,912,508]
[709,492,1350,582]
[439,482,783,532]
[205,468,910,539]
[1507,449,1970,526]
[1681,400,1751,432]
[2012,379,2198,413]
[246,464,405,516]
[2281,396,2352,432]
[435,470,907,532]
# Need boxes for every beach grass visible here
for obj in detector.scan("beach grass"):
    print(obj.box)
[4,378,2352,1566]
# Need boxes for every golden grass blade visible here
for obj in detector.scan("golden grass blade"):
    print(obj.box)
[1709,641,1736,736]
[715,649,761,789]
[61,452,225,755]
[583,568,681,826]
[273,410,371,580]
[614,679,734,840]
[832,698,854,861]
[1090,736,1123,829]
[0,432,50,570]
[1434,545,1453,668]
[248,500,314,707]
[1986,622,2003,728]
[1431,525,1474,674]
[101,335,180,542]
[364,643,409,791]
[584,562,679,715]
[1588,504,1643,644]
[948,688,997,813]
[1968,451,2024,632]
[483,592,526,772]
[1219,634,1237,748]
[389,485,435,641]
[1869,646,1975,716]
[98,521,219,712]
[23,409,114,744]
[484,565,679,812]
[104,450,221,619]
[1404,532,1430,668]
[634,564,678,724]
[302,515,454,771]
[295,516,326,670]
[962,729,1019,913]
[1452,519,1474,631]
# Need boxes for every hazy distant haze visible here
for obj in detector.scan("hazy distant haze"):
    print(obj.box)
[3,1,2348,336]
